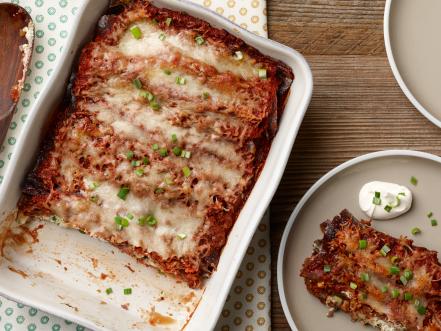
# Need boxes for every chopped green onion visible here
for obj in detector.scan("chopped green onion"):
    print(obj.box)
[234,51,244,60]
[176,76,186,85]
[164,177,174,185]
[131,160,141,167]
[360,272,370,282]
[89,181,99,190]
[177,233,187,240]
[398,192,406,196]
[180,150,191,159]
[134,168,144,177]
[117,186,130,200]
[375,191,381,198]
[404,269,413,281]
[150,100,161,111]
[390,196,401,208]
[372,196,381,205]
[410,176,418,186]
[152,144,159,151]
[163,69,172,75]
[154,187,165,194]
[390,266,400,275]
[359,293,368,300]
[124,288,132,295]
[182,166,191,177]
[143,157,149,165]
[126,213,134,220]
[202,92,210,100]
[390,256,399,264]
[172,146,182,156]
[381,286,388,293]
[195,35,205,45]
[130,25,142,39]
[350,282,357,290]
[114,215,129,229]
[380,244,391,256]
[159,147,168,157]
[391,289,400,298]
[431,219,438,226]
[90,195,99,203]
[400,275,408,286]
[359,239,367,249]
[323,265,331,273]
[105,288,113,295]
[411,227,421,235]
[171,134,178,143]
[133,78,142,89]
[384,205,392,213]
[427,211,433,218]
[126,151,134,160]
[140,90,154,101]
[417,304,427,315]
[165,17,172,26]
[138,214,157,227]
[258,68,267,79]
[404,292,413,301]
[159,33,166,41]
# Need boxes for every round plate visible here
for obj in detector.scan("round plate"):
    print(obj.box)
[384,0,441,128]
[277,150,441,330]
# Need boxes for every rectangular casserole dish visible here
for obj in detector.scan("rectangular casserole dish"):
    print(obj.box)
[0,0,313,330]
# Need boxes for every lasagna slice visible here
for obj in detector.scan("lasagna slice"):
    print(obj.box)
[18,0,293,288]
[301,210,441,330]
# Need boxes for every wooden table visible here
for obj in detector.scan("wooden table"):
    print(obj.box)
[267,0,441,328]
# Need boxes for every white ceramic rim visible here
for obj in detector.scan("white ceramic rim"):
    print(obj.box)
[277,149,441,330]
[383,0,441,129]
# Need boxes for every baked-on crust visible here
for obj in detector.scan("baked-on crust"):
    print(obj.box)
[18,0,293,288]
[301,210,441,330]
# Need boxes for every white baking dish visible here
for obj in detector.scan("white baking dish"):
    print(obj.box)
[0,0,313,330]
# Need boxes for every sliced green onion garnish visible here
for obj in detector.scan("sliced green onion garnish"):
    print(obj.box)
[164,177,174,185]
[202,91,210,100]
[432,219,438,226]
[117,186,130,200]
[380,244,391,256]
[154,187,165,194]
[126,151,134,160]
[165,17,172,26]
[133,78,142,89]
[114,215,124,225]
[404,269,413,281]
[172,146,182,156]
[171,134,178,143]
[410,176,418,186]
[138,214,157,227]
[375,191,381,198]
[323,265,331,273]
[359,239,367,249]
[381,286,388,293]
[360,272,370,282]
[182,166,191,177]
[391,289,400,298]
[131,160,141,167]
[89,181,99,190]
[106,288,113,295]
[234,51,244,61]
[390,256,399,264]
[177,233,187,240]
[390,266,400,275]
[134,168,144,177]
[139,90,154,101]
[90,195,99,203]
[143,157,149,165]
[163,69,172,75]
[400,275,408,286]
[350,282,357,290]
[180,150,191,159]
[126,213,134,220]
[404,292,413,301]
[384,205,392,213]
[124,288,132,295]
[176,76,186,85]
[159,33,166,41]
[195,35,205,45]
[417,304,427,315]
[152,144,159,151]
[159,147,168,157]
[411,227,421,235]
[150,100,161,111]
[427,211,433,218]
[398,192,406,196]
[258,68,267,79]
[372,196,381,205]
[130,25,142,39]
[359,293,368,300]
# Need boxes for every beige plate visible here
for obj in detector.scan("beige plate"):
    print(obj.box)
[385,0,441,128]
[277,150,441,330]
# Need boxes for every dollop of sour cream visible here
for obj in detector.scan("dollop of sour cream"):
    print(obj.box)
[359,181,412,220]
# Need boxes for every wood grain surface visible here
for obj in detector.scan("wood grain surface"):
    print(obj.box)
[267,0,441,329]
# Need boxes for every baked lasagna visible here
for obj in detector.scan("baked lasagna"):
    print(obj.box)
[301,210,441,330]
[18,1,293,287]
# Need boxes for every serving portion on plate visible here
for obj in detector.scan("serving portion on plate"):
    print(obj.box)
[278,151,441,331]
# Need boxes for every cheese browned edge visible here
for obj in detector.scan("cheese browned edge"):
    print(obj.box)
[301,210,441,330]
[18,0,293,288]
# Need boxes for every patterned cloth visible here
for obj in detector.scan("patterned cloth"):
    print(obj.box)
[0,0,270,330]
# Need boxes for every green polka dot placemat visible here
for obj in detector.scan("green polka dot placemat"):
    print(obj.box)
[0,0,271,330]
